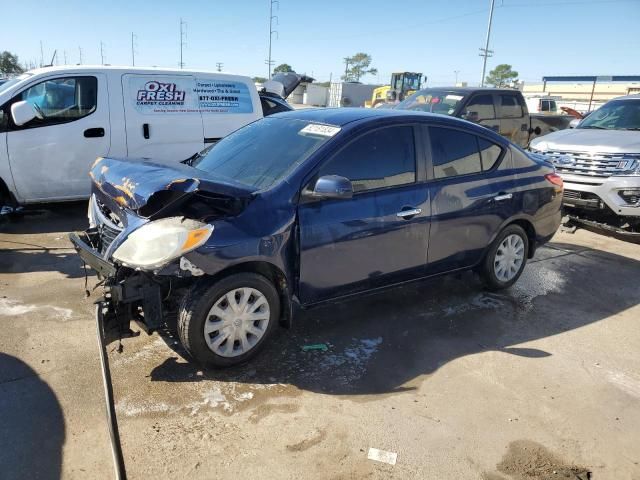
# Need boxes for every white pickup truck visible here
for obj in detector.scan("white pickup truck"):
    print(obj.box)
[0,66,295,213]
[529,94,640,235]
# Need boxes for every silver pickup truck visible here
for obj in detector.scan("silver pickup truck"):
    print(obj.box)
[529,94,640,233]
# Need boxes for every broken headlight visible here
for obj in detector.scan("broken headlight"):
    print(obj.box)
[112,217,213,270]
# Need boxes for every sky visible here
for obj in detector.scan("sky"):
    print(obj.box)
[3,0,640,86]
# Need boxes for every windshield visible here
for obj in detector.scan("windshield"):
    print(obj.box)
[578,99,640,130]
[0,73,32,96]
[193,117,338,189]
[395,89,464,115]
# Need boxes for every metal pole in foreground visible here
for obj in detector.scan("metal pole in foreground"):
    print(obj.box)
[480,0,496,87]
[96,306,127,480]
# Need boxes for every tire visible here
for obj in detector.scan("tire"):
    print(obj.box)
[178,273,280,368]
[480,224,529,291]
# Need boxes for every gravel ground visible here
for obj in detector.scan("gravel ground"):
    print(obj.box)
[1,203,639,479]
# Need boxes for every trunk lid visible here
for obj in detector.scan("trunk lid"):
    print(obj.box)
[90,157,255,218]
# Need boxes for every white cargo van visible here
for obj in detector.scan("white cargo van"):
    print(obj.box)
[0,66,294,210]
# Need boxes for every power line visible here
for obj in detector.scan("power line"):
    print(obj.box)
[479,0,496,87]
[131,32,138,66]
[266,0,279,78]
[179,18,187,69]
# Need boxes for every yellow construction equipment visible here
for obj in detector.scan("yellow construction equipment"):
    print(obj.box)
[365,72,423,108]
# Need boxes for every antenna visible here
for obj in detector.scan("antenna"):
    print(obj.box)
[179,18,187,69]
[100,41,106,65]
[479,0,496,86]
[216,62,223,72]
[49,50,57,66]
[40,41,44,67]
[63,50,67,65]
[131,32,138,66]
[266,0,279,78]
[78,46,83,65]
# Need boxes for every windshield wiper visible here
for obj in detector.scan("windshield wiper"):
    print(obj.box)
[579,126,608,130]
[621,127,640,131]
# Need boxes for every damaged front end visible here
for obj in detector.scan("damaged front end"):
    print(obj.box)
[70,156,255,344]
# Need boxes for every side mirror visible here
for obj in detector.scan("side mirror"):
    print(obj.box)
[306,175,353,200]
[11,101,38,126]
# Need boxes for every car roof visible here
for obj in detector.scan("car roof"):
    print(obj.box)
[611,94,640,101]
[270,107,509,145]
[271,107,471,126]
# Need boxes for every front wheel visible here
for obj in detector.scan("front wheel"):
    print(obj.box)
[178,273,280,368]
[480,225,529,291]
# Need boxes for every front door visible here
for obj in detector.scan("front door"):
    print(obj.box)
[426,126,516,273]
[298,124,430,304]
[6,74,110,202]
[122,74,204,161]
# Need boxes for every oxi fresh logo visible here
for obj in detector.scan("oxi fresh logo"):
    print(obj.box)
[136,81,186,101]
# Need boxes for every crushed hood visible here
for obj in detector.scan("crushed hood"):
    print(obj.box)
[90,157,255,218]
[531,128,640,154]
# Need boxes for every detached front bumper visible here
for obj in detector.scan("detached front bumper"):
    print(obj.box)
[69,231,165,338]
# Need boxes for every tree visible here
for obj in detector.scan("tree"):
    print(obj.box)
[0,51,24,76]
[342,53,377,82]
[252,76,268,83]
[273,63,294,74]
[485,64,519,88]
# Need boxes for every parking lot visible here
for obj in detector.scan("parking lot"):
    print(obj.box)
[0,203,638,479]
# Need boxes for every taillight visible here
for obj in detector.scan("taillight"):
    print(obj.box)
[545,173,564,192]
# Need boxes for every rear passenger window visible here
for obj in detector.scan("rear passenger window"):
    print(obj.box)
[430,127,482,178]
[498,94,523,118]
[478,138,503,170]
[319,126,415,192]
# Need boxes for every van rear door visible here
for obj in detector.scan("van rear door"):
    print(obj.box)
[122,74,204,161]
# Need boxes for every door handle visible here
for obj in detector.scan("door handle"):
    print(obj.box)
[396,208,422,218]
[84,127,105,138]
[143,123,150,139]
[494,193,513,202]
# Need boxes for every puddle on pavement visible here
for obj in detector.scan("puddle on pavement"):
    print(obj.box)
[484,440,591,479]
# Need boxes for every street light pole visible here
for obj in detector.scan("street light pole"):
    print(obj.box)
[480,0,496,87]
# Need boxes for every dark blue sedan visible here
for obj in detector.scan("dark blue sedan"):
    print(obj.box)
[71,108,563,367]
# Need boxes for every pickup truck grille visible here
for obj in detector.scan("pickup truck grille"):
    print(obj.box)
[538,150,640,177]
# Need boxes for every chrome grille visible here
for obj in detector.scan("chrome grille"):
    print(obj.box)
[537,150,640,177]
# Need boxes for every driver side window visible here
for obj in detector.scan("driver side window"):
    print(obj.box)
[16,76,97,128]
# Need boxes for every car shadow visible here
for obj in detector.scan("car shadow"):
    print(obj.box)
[148,242,640,396]
[0,353,65,480]
[0,202,91,278]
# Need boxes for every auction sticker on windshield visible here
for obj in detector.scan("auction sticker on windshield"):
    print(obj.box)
[299,124,341,137]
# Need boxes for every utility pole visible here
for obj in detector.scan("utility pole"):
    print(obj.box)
[78,46,83,65]
[131,32,137,66]
[40,41,44,67]
[216,62,223,72]
[454,70,460,85]
[266,0,279,78]
[179,18,187,69]
[479,0,496,87]
[100,41,105,65]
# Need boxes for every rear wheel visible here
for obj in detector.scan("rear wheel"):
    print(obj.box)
[480,225,529,290]
[178,273,280,368]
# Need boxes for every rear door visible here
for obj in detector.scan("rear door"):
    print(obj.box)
[297,124,430,304]
[6,73,110,201]
[496,92,529,147]
[122,74,204,160]
[426,125,516,273]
